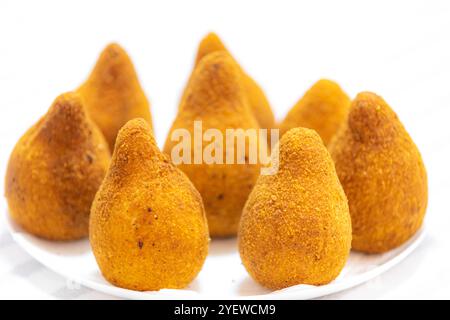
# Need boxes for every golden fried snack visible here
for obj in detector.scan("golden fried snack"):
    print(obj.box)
[182,32,275,131]
[238,128,352,289]
[5,93,110,240]
[164,51,261,237]
[90,118,209,291]
[78,43,153,150]
[280,79,350,145]
[329,92,428,253]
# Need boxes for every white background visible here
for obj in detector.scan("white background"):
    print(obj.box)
[0,0,449,299]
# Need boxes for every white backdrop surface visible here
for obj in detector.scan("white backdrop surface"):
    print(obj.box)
[0,0,449,299]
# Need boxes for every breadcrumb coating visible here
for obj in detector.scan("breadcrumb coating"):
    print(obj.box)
[280,79,350,145]
[329,92,428,253]
[5,92,110,240]
[238,128,352,289]
[90,118,209,291]
[78,43,153,150]
[164,51,261,237]
[187,32,275,131]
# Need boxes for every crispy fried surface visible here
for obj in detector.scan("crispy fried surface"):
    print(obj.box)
[238,128,352,289]
[280,79,350,145]
[329,92,428,253]
[78,43,153,150]
[185,32,275,130]
[5,92,110,240]
[90,119,209,291]
[164,52,261,237]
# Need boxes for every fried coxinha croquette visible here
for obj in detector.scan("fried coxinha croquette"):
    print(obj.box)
[280,79,351,145]
[238,128,352,290]
[329,92,428,253]
[78,43,153,151]
[5,93,110,240]
[90,119,209,291]
[164,51,261,237]
[183,32,275,131]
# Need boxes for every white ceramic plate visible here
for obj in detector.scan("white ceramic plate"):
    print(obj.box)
[5,213,425,300]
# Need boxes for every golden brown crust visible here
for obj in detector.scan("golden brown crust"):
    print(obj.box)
[280,79,350,145]
[185,32,275,130]
[90,118,209,291]
[5,92,110,240]
[238,128,352,289]
[329,92,428,253]
[164,52,261,237]
[78,43,153,150]
[195,32,227,65]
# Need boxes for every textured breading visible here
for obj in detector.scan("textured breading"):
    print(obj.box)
[280,79,350,145]
[78,43,153,150]
[5,92,110,240]
[165,51,261,237]
[90,118,209,291]
[182,32,275,131]
[329,92,428,253]
[239,128,352,289]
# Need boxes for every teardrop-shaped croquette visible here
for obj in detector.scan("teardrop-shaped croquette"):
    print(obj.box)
[280,79,350,145]
[5,92,110,240]
[90,119,209,291]
[329,92,428,253]
[164,51,261,237]
[187,32,275,131]
[78,43,153,150]
[239,128,352,289]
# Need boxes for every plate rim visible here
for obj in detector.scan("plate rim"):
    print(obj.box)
[4,211,426,300]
